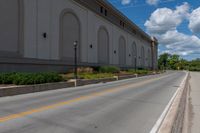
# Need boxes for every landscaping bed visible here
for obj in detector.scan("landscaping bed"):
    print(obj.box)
[61,66,158,80]
[0,66,162,97]
[0,72,63,85]
[0,66,161,86]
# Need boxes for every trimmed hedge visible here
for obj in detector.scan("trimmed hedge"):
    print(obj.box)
[0,73,15,84]
[0,72,63,85]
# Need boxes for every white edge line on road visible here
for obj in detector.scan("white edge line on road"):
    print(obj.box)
[149,71,188,133]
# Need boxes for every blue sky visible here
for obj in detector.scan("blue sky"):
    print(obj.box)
[108,0,200,60]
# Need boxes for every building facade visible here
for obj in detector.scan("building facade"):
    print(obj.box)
[0,0,158,72]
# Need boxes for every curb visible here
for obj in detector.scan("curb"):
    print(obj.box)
[150,72,189,133]
[0,82,75,97]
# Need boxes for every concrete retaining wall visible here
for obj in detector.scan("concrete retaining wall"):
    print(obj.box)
[158,72,189,133]
[172,77,189,133]
[0,82,74,97]
[0,77,119,97]
[77,78,117,86]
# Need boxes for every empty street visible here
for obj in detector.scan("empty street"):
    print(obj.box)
[0,71,187,133]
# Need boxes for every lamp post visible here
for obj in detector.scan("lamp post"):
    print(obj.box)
[74,41,78,80]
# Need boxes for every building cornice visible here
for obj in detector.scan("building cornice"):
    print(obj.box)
[100,0,152,42]
[75,0,154,43]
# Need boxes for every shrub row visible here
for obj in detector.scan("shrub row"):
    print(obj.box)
[98,66,120,73]
[93,66,152,75]
[79,73,114,80]
[127,69,151,75]
[0,72,63,85]
[189,67,200,72]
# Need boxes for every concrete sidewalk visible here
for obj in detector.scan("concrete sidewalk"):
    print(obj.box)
[188,72,200,133]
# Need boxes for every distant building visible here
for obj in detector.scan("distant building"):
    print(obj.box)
[0,0,158,72]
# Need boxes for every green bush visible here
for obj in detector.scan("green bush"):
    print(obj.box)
[0,72,63,85]
[137,68,145,70]
[98,66,120,73]
[0,73,15,84]
[79,73,114,79]
[91,66,100,72]
[189,67,200,72]
[136,70,149,75]
[126,69,150,75]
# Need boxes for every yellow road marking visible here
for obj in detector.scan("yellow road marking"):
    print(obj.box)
[0,74,171,123]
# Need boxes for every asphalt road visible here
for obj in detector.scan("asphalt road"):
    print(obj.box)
[0,71,186,133]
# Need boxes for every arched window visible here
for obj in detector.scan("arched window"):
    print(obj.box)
[132,42,137,66]
[61,11,80,61]
[97,27,109,64]
[141,46,145,67]
[119,36,126,65]
[0,0,20,53]
[148,49,151,68]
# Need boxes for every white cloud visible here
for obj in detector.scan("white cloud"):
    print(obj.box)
[121,0,132,5]
[146,0,159,5]
[144,3,200,56]
[146,0,176,6]
[189,7,200,33]
[145,2,190,34]
[157,30,200,56]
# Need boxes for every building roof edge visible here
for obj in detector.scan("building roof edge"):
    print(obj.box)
[101,0,154,42]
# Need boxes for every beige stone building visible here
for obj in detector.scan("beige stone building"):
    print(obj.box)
[0,0,158,72]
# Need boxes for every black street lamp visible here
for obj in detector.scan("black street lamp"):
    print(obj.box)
[74,41,78,80]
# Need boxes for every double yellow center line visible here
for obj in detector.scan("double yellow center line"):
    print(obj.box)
[0,74,170,123]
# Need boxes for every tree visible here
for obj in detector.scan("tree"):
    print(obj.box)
[168,54,180,70]
[158,53,170,70]
[179,59,188,70]
[158,53,200,71]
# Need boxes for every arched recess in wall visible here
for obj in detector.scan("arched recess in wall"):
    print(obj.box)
[60,10,81,61]
[97,26,109,64]
[0,0,23,56]
[141,46,145,67]
[119,36,126,66]
[148,49,151,68]
[131,42,137,66]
